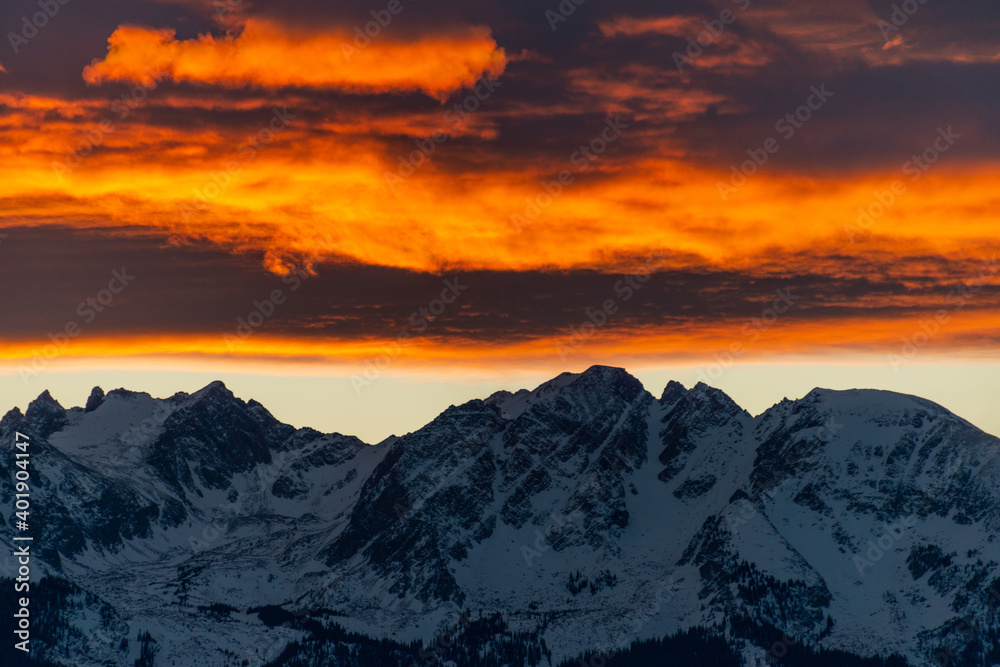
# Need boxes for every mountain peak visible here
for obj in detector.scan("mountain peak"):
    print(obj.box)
[490,367,648,420]
[193,379,230,396]
[688,382,743,413]
[657,381,746,440]
[105,387,152,400]
[561,365,643,392]
[0,406,24,430]
[182,380,243,410]
[660,379,687,404]
[85,386,105,413]
[786,386,959,420]
[25,390,68,437]
[33,389,58,404]
[535,365,648,406]
[579,364,630,379]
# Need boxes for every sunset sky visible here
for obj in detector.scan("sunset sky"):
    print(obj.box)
[2,0,999,441]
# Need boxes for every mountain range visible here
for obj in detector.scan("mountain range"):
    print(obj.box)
[2,366,999,666]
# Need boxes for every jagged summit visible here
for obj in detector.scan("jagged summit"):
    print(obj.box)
[171,380,245,413]
[659,379,686,404]
[85,386,105,412]
[0,406,23,428]
[484,387,528,407]
[578,363,632,378]
[487,365,649,420]
[657,380,747,431]
[20,376,986,453]
[24,389,68,437]
[28,388,60,408]
[191,379,230,397]
[531,365,639,390]
[105,387,152,401]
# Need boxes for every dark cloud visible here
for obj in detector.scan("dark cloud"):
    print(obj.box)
[0,0,998,352]
[2,0,996,177]
[0,0,216,97]
[3,227,998,345]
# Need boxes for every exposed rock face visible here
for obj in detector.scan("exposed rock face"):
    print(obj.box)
[84,386,105,413]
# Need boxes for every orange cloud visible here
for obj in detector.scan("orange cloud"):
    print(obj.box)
[1,95,1000,277]
[3,306,1000,376]
[597,15,773,72]
[82,19,507,98]
[567,66,734,120]
[598,16,695,38]
[752,1,1000,67]
[2,62,999,282]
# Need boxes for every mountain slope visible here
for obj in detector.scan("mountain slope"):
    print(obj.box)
[2,368,999,666]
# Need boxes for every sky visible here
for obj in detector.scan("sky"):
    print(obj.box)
[1,0,999,442]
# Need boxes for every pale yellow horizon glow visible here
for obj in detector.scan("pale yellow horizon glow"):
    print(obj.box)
[2,360,998,443]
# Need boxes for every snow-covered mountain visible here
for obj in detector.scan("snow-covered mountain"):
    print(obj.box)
[2,367,999,666]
